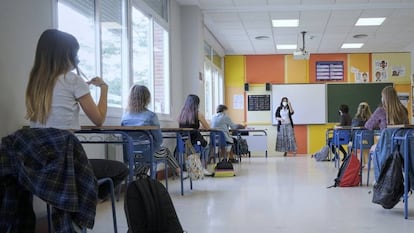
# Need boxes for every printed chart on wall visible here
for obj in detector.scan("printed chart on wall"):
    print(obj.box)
[271,84,326,125]
[246,94,272,123]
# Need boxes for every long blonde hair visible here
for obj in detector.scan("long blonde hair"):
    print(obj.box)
[25,29,79,123]
[354,102,371,121]
[382,86,408,125]
[127,85,151,113]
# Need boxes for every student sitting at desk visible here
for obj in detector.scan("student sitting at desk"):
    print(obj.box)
[352,102,372,127]
[178,94,212,175]
[364,86,409,183]
[121,84,180,175]
[328,104,352,160]
[351,102,372,166]
[25,29,128,231]
[211,104,244,163]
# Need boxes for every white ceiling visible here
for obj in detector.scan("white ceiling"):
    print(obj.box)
[176,0,414,55]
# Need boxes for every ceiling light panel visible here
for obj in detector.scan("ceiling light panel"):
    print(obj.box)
[341,43,364,48]
[272,19,299,27]
[355,17,386,26]
[277,44,297,50]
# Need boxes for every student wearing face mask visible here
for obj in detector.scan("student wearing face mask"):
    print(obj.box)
[329,104,352,160]
[275,97,297,156]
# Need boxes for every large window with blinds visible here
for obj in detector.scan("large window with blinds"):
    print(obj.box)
[57,0,170,115]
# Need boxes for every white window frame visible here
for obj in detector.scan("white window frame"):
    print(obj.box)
[55,0,171,122]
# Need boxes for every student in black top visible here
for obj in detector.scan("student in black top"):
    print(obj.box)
[330,104,352,160]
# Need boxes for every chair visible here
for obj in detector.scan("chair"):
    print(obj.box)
[47,177,118,233]
[127,132,169,189]
[209,131,228,163]
[352,129,374,186]
[325,128,334,160]
[330,129,351,168]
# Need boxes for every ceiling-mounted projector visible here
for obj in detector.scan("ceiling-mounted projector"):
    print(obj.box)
[293,31,310,60]
[293,50,309,60]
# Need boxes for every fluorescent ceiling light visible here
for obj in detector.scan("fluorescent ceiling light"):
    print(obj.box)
[277,44,297,50]
[341,43,364,49]
[355,17,386,26]
[272,19,299,27]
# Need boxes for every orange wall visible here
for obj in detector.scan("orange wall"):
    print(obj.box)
[246,55,284,84]
[294,125,307,154]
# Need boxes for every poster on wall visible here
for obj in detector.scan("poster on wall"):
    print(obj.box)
[374,60,388,82]
[233,94,244,109]
[391,66,406,77]
[316,61,344,81]
[355,72,369,83]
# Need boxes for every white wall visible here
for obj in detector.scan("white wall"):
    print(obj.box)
[179,5,205,111]
[0,0,54,137]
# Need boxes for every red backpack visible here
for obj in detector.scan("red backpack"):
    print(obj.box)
[330,152,361,187]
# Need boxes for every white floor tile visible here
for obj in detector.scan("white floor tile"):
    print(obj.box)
[89,157,414,233]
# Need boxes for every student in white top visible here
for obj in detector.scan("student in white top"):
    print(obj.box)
[25,29,128,221]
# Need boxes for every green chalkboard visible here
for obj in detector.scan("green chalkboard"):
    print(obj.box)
[327,83,393,122]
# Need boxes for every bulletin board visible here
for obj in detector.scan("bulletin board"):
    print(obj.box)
[248,95,271,111]
[272,84,326,125]
[327,83,393,122]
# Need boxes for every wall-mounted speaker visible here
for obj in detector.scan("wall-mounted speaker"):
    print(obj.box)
[244,83,249,91]
[265,83,271,91]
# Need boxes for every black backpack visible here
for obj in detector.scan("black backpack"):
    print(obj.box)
[232,137,249,155]
[124,174,184,233]
[372,146,405,209]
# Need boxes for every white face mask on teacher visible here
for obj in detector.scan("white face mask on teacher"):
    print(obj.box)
[282,101,288,107]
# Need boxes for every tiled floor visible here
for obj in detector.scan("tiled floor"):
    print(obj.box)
[90,156,414,233]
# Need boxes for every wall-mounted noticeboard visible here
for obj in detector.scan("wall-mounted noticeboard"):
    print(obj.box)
[247,95,271,111]
[316,61,344,81]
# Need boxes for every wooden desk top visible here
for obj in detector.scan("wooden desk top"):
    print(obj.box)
[80,125,158,130]
[161,128,194,132]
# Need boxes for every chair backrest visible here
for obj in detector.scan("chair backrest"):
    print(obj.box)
[333,129,351,145]
[209,131,227,147]
[354,130,374,149]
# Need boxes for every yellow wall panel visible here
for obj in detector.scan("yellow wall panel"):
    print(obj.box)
[308,124,336,154]
[348,53,370,83]
[285,54,308,83]
[224,56,245,87]
[371,53,411,84]
[225,87,245,123]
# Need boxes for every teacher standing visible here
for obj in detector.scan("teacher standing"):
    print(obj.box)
[275,97,297,156]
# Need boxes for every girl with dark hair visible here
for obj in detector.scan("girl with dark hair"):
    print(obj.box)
[179,95,212,175]
[275,97,297,156]
[178,94,210,147]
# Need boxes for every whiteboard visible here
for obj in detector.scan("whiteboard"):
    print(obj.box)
[271,84,326,124]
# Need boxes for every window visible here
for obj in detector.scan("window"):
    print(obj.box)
[57,0,170,116]
[131,5,170,114]
[204,42,224,119]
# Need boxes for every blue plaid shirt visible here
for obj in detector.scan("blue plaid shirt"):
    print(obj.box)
[0,128,97,232]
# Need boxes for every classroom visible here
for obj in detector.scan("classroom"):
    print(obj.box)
[1,0,414,233]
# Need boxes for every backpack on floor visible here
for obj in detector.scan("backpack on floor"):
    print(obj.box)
[214,159,235,177]
[124,174,184,233]
[329,152,361,187]
[233,137,249,156]
[372,146,405,209]
[313,145,330,161]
